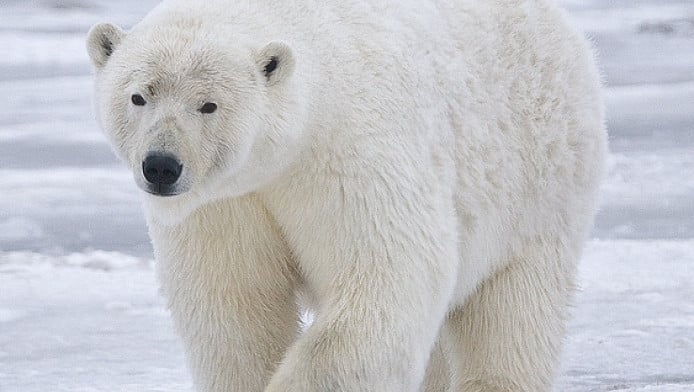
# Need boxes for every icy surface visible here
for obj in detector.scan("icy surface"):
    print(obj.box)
[1,1,693,391]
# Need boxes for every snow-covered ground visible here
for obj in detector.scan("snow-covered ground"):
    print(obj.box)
[1,1,693,391]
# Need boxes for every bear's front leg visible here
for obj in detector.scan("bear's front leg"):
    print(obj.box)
[149,195,299,392]
[263,170,459,392]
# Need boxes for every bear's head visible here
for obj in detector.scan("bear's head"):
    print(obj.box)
[87,22,305,223]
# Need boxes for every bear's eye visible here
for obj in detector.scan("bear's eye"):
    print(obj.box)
[131,94,146,106]
[199,102,218,114]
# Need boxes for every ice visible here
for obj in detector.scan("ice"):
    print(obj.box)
[1,0,693,391]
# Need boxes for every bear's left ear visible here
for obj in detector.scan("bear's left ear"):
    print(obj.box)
[86,23,125,69]
[254,41,295,86]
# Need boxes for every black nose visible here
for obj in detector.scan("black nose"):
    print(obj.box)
[142,154,182,185]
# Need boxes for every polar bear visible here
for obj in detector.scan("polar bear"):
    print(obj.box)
[87,0,606,391]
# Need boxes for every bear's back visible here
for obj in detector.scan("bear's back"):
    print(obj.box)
[134,0,606,243]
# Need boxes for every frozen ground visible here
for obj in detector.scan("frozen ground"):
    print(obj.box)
[1,0,693,391]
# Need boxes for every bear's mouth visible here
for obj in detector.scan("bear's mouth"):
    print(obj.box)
[143,183,182,197]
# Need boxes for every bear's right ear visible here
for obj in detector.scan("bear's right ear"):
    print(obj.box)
[254,42,295,86]
[86,23,125,69]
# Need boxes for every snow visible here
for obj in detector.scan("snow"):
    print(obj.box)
[560,240,694,391]
[0,251,189,392]
[1,1,693,391]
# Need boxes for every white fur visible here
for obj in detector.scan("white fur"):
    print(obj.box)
[87,0,607,391]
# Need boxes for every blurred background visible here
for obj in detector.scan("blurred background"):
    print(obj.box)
[0,0,693,391]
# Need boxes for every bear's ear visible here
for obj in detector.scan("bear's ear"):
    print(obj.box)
[254,41,295,86]
[86,23,125,69]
